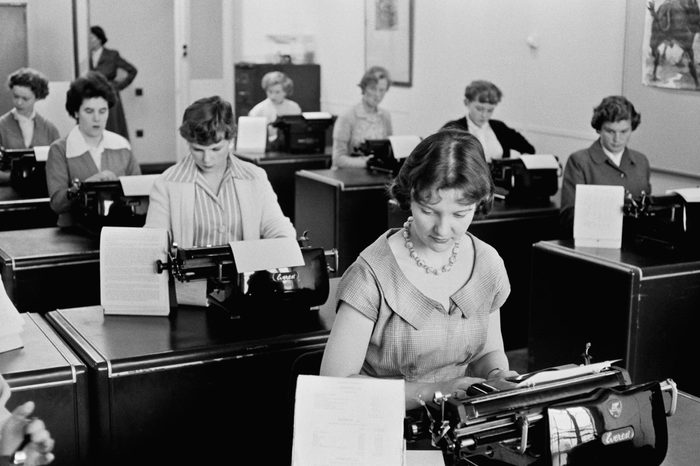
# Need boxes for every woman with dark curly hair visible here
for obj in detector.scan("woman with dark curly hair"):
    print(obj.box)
[320,129,518,410]
[46,71,140,227]
[145,95,294,248]
[0,67,60,151]
[560,96,650,238]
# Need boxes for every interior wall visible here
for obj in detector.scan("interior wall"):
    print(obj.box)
[237,0,627,168]
[89,0,176,165]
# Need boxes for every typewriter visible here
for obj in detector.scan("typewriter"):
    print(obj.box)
[271,113,336,153]
[360,139,403,176]
[67,179,149,235]
[623,191,700,253]
[156,233,336,317]
[490,156,560,205]
[0,146,48,197]
[405,346,677,466]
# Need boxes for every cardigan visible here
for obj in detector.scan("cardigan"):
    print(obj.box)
[441,117,535,158]
[0,111,60,149]
[144,154,296,247]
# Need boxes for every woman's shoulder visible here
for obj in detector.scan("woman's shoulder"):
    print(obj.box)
[626,147,650,166]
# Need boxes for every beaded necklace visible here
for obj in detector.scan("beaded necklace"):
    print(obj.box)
[401,216,460,275]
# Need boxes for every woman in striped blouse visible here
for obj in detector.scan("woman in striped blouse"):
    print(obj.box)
[145,95,295,248]
[320,130,518,410]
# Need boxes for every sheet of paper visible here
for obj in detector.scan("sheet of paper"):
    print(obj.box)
[302,111,333,120]
[0,375,10,421]
[573,184,624,248]
[119,174,159,196]
[405,450,446,466]
[292,375,405,466]
[667,186,700,202]
[229,237,304,273]
[236,116,268,153]
[520,154,560,170]
[389,135,422,160]
[175,280,209,307]
[0,280,23,337]
[32,145,50,162]
[515,360,621,388]
[100,227,170,316]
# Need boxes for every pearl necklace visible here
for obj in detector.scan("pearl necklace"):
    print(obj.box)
[402,216,460,275]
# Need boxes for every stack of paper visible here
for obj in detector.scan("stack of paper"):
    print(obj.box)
[0,281,24,354]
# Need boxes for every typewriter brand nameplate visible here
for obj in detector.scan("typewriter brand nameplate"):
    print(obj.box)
[601,426,635,445]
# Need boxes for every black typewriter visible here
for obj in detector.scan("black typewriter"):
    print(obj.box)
[271,114,336,153]
[490,157,560,205]
[0,147,48,197]
[360,139,404,176]
[67,179,148,235]
[623,191,700,253]
[156,233,337,317]
[405,344,677,466]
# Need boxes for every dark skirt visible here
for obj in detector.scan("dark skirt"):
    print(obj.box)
[107,90,130,140]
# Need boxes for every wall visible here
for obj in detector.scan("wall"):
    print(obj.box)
[89,0,176,165]
[236,0,627,169]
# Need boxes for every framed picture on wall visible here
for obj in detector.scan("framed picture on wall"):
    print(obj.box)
[364,0,413,87]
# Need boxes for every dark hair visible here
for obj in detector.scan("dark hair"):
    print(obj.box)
[359,65,392,91]
[65,71,116,119]
[261,71,294,95]
[390,130,494,214]
[7,67,51,100]
[90,25,108,45]
[179,95,235,145]
[590,95,641,131]
[464,80,502,105]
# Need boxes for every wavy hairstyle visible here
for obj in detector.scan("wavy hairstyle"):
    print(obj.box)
[390,129,494,214]
[590,95,641,131]
[179,95,235,145]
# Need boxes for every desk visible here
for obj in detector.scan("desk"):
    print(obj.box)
[0,186,56,230]
[0,228,99,313]
[529,240,700,396]
[236,151,331,223]
[0,313,89,465]
[388,199,560,351]
[45,305,331,465]
[294,168,395,274]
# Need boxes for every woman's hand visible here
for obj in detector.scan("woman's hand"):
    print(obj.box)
[85,170,118,182]
[0,402,55,465]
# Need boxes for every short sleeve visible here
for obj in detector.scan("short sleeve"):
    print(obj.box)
[335,259,382,322]
[490,255,511,313]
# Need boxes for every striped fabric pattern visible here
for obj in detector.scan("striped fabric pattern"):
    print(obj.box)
[335,229,510,383]
[163,153,255,246]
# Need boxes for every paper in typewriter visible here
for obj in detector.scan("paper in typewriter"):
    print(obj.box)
[100,227,170,316]
[0,279,24,353]
[292,375,405,466]
[573,184,624,248]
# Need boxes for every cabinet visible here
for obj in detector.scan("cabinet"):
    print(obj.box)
[234,63,320,117]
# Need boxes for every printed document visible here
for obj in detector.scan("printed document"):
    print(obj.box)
[292,375,405,466]
[100,227,170,316]
[574,184,624,248]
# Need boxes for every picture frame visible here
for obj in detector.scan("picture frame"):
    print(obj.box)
[364,0,413,87]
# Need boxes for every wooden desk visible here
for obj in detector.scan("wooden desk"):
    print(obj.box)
[45,305,331,465]
[0,313,89,466]
[0,186,56,231]
[529,240,700,396]
[0,228,99,313]
[236,151,331,223]
[388,199,560,351]
[294,168,395,274]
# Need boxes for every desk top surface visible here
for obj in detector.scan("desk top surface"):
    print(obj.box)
[0,227,97,262]
[536,239,700,277]
[46,305,331,374]
[0,314,84,386]
[296,167,394,189]
[236,150,331,164]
